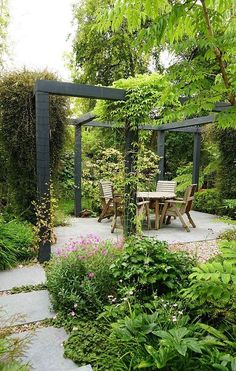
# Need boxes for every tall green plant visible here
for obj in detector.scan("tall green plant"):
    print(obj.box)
[0,70,69,220]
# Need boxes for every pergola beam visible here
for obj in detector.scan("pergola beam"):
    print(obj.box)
[154,115,215,131]
[35,80,126,100]
[70,119,202,133]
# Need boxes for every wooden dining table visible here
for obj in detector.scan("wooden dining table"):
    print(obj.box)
[137,191,176,229]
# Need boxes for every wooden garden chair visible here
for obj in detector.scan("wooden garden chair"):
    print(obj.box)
[156,180,177,193]
[98,181,115,222]
[150,180,177,211]
[111,196,151,233]
[160,184,197,232]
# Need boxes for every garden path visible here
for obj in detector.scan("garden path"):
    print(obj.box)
[0,265,92,371]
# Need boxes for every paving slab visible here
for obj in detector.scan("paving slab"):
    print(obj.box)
[0,265,46,291]
[12,326,92,371]
[0,290,54,327]
[53,211,234,253]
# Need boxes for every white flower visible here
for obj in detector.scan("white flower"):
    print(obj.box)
[178,311,183,315]
[72,327,78,331]
[123,297,128,301]
[119,279,123,283]
[172,316,177,322]
[173,304,178,307]
[112,298,117,302]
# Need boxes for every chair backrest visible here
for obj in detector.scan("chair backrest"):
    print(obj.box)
[180,184,197,213]
[99,181,113,203]
[156,180,177,194]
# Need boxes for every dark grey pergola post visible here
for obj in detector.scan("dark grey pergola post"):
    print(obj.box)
[75,125,82,216]
[35,91,51,262]
[192,129,201,189]
[35,80,126,262]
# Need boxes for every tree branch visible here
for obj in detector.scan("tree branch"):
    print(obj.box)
[200,0,235,105]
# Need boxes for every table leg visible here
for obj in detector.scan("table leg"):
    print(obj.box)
[155,200,160,229]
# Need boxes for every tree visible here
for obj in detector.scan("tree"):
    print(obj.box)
[69,0,150,87]
[99,0,236,127]
[0,0,9,69]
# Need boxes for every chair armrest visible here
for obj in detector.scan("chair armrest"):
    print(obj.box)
[137,201,149,206]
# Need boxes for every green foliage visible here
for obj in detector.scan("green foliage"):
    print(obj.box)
[108,312,236,370]
[0,310,29,370]
[216,129,236,200]
[63,320,119,370]
[95,73,170,126]
[173,163,203,193]
[165,132,194,179]
[57,146,159,212]
[98,1,236,127]
[193,189,222,215]
[46,236,122,317]
[0,70,69,220]
[69,0,149,87]
[222,199,236,220]
[111,237,194,299]
[182,241,236,319]
[0,218,37,270]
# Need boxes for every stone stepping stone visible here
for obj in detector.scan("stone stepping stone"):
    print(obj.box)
[12,326,92,370]
[0,290,54,327]
[0,265,46,291]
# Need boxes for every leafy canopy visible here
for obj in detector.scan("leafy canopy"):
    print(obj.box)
[98,0,236,128]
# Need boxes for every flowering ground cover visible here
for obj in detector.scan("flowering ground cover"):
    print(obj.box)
[46,235,236,370]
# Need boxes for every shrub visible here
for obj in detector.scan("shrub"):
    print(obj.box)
[108,312,236,370]
[193,189,222,214]
[182,240,236,322]
[46,235,123,317]
[222,199,236,220]
[0,218,37,270]
[0,70,69,220]
[111,237,194,300]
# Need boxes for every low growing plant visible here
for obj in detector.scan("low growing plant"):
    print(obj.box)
[0,217,37,270]
[111,237,194,300]
[46,235,123,318]
[182,240,236,323]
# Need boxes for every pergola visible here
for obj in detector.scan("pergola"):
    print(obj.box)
[71,103,230,217]
[34,79,230,262]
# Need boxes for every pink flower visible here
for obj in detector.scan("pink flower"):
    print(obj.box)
[87,272,95,279]
[101,249,108,256]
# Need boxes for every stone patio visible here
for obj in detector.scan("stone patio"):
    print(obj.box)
[53,210,233,252]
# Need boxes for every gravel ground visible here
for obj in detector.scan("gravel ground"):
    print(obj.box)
[169,239,220,262]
